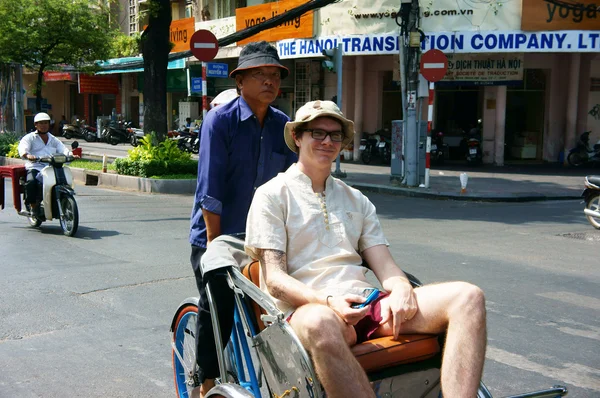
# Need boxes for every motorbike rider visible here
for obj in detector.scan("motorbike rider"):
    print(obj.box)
[18,112,78,216]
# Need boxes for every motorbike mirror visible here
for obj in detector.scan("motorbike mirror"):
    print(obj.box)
[71,141,79,149]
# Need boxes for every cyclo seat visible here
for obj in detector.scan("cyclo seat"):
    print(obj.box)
[242,261,440,373]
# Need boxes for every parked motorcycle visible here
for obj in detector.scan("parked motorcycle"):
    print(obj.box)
[102,121,133,145]
[127,126,145,147]
[582,175,600,229]
[170,126,199,154]
[360,130,391,165]
[568,131,600,167]
[430,131,446,166]
[62,119,86,139]
[17,145,79,236]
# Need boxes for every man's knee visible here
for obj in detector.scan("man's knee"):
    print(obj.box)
[452,282,486,319]
[291,305,355,349]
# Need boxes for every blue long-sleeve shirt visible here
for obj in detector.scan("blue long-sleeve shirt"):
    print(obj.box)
[190,96,297,248]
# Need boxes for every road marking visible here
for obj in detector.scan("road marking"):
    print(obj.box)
[537,291,600,311]
[487,346,600,391]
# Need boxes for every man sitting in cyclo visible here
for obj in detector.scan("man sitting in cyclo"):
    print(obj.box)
[243,100,487,398]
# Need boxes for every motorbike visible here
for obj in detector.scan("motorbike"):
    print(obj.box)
[582,175,600,229]
[430,131,446,166]
[360,130,391,165]
[170,126,200,154]
[16,144,79,237]
[171,260,569,398]
[102,121,134,145]
[126,126,145,147]
[568,131,600,167]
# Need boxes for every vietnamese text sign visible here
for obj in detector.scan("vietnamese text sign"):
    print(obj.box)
[443,54,524,84]
[191,78,202,93]
[78,74,118,94]
[206,63,228,78]
[235,0,313,46]
[43,72,72,82]
[522,0,600,31]
[420,0,521,32]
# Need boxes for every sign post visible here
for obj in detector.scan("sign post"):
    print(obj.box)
[419,49,448,188]
[190,30,219,118]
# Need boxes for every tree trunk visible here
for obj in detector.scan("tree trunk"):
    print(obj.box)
[35,66,45,112]
[141,0,172,142]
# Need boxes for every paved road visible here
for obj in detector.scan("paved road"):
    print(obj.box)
[0,183,598,397]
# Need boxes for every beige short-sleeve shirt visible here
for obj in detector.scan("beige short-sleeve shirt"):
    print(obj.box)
[245,164,389,315]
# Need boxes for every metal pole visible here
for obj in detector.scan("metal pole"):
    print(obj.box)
[202,62,208,119]
[404,0,420,187]
[424,81,434,188]
[186,67,191,97]
[332,43,346,179]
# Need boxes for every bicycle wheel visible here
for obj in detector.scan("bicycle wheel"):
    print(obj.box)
[172,304,199,398]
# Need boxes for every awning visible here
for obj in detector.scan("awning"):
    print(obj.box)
[95,57,185,75]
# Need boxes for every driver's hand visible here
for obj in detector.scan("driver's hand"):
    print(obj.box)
[73,155,81,159]
[26,154,36,161]
[326,294,370,326]
[379,282,418,340]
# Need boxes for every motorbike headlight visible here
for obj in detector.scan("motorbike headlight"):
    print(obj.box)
[53,155,67,164]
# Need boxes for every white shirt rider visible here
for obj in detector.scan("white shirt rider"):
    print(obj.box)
[18,113,71,172]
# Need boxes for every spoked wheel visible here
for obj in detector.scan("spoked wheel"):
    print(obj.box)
[26,204,42,228]
[585,194,600,229]
[567,151,585,167]
[173,304,199,398]
[59,195,79,237]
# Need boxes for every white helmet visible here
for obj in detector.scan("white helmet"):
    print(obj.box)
[34,112,51,123]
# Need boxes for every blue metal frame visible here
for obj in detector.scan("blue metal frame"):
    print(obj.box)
[229,298,261,397]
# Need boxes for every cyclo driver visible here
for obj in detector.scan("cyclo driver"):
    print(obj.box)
[18,112,76,216]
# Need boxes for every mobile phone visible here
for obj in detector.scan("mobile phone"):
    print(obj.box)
[351,288,380,309]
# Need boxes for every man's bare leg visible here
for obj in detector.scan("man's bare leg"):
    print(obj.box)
[374,282,487,397]
[191,379,215,398]
[290,304,375,398]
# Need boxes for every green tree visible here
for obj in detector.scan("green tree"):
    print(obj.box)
[0,0,116,111]
[140,0,172,141]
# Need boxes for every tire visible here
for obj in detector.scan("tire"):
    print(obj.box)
[59,195,79,237]
[567,151,585,167]
[26,204,42,228]
[361,150,372,164]
[585,194,600,230]
[85,132,96,142]
[63,132,72,139]
[110,135,120,145]
[172,304,199,398]
[130,135,138,147]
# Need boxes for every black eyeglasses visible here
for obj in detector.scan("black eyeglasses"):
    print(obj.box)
[301,129,344,142]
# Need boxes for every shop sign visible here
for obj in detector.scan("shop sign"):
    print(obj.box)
[443,54,523,84]
[421,30,600,53]
[235,0,313,46]
[144,17,195,53]
[317,0,520,35]
[206,63,228,78]
[278,34,400,59]
[43,71,72,82]
[191,78,202,93]
[522,0,600,31]
[78,74,118,94]
[420,0,522,32]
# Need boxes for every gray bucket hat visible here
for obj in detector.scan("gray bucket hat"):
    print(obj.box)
[229,41,289,79]
[284,100,355,154]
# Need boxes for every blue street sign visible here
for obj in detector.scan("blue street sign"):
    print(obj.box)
[191,77,203,93]
[206,63,229,78]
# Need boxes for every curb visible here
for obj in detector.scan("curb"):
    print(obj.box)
[348,182,582,202]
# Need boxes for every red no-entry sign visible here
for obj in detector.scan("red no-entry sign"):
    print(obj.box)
[190,30,219,62]
[420,49,448,82]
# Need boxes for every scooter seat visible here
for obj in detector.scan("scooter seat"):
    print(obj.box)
[242,261,441,373]
[586,176,600,187]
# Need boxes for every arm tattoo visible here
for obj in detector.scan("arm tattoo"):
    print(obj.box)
[259,249,287,273]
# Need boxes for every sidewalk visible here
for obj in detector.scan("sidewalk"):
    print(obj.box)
[333,162,587,202]
[74,142,589,201]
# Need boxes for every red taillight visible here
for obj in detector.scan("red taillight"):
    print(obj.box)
[468,142,478,147]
